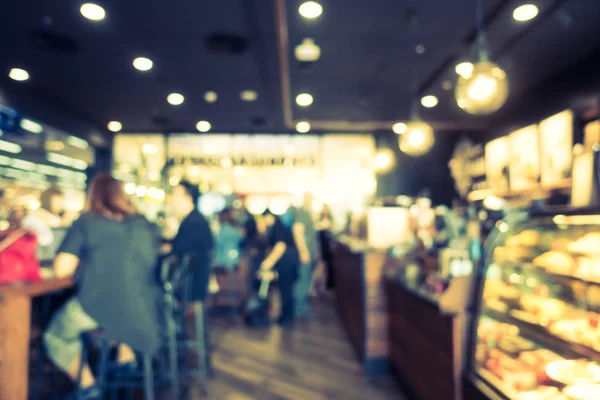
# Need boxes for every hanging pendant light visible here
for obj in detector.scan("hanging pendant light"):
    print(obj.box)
[399,120,434,156]
[398,11,435,157]
[374,148,396,174]
[455,0,509,115]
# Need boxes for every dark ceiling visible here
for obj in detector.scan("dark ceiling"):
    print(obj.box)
[1,0,600,137]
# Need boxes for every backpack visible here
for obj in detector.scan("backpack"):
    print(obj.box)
[0,229,41,285]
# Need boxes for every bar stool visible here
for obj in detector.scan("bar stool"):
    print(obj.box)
[77,332,154,400]
[172,254,212,395]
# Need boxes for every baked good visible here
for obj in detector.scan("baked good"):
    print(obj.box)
[533,251,574,274]
[507,230,540,247]
[568,233,600,256]
[575,258,600,282]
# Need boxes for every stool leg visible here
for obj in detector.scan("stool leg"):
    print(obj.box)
[203,309,214,378]
[143,355,155,400]
[75,342,88,400]
[95,341,110,398]
[194,302,208,395]
[166,298,180,399]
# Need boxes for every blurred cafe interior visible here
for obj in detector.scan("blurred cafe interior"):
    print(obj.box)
[2,1,600,400]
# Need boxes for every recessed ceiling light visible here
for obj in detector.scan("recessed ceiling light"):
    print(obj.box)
[240,90,258,102]
[204,91,218,103]
[415,44,426,54]
[299,1,323,19]
[107,121,122,132]
[167,93,185,106]
[80,3,106,21]
[296,121,311,133]
[196,120,211,132]
[133,57,153,71]
[442,80,454,91]
[296,93,313,107]
[392,122,407,134]
[295,38,321,62]
[9,68,29,81]
[421,95,439,108]
[455,62,474,79]
[513,4,539,22]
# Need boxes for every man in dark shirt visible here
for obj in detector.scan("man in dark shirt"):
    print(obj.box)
[168,181,215,303]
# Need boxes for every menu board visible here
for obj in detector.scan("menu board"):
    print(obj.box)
[509,124,540,191]
[539,110,573,185]
[485,137,510,191]
[584,120,600,151]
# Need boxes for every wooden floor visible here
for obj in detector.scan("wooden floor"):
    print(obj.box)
[32,296,405,399]
[191,297,405,400]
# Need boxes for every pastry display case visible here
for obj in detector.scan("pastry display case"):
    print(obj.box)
[465,208,600,400]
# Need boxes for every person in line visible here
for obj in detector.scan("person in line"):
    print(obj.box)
[291,191,320,318]
[43,175,163,400]
[260,209,299,326]
[214,207,242,270]
[316,204,335,292]
[22,186,66,247]
[167,180,214,307]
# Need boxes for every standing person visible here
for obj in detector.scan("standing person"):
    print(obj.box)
[316,204,335,291]
[167,180,214,306]
[260,209,299,326]
[238,196,261,292]
[291,191,319,318]
[214,207,242,270]
[43,175,162,400]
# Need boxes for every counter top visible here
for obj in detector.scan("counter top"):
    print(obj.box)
[0,278,74,299]
[336,235,383,254]
[385,275,443,310]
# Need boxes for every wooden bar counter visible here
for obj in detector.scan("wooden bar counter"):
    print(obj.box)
[384,276,467,400]
[0,278,74,400]
[333,237,389,375]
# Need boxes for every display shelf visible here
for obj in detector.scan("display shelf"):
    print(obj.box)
[466,208,600,400]
[482,307,599,362]
[467,178,572,202]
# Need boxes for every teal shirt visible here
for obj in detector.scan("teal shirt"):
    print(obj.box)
[291,207,318,261]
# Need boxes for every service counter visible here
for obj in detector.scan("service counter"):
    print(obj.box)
[384,273,469,400]
[0,278,74,400]
[333,236,389,375]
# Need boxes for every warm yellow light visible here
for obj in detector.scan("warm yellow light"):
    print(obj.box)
[455,61,509,115]
[9,68,29,81]
[374,148,395,174]
[299,1,323,19]
[196,120,211,132]
[142,144,158,154]
[296,121,311,133]
[133,57,153,71]
[234,166,245,176]
[135,185,147,197]
[399,121,435,156]
[240,90,258,101]
[107,121,122,132]
[220,158,233,169]
[513,4,539,22]
[80,3,106,21]
[455,62,474,79]
[169,176,180,186]
[295,38,321,62]
[296,93,313,107]
[167,93,185,106]
[204,91,218,103]
[421,95,439,108]
[392,122,407,134]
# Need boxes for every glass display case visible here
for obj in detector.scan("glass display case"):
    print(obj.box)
[466,208,600,400]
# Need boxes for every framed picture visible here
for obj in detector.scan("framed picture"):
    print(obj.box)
[509,124,540,191]
[539,110,573,186]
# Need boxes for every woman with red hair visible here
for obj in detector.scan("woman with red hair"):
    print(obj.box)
[44,175,162,400]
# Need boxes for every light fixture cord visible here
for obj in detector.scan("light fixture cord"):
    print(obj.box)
[476,0,489,62]
[409,7,420,121]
